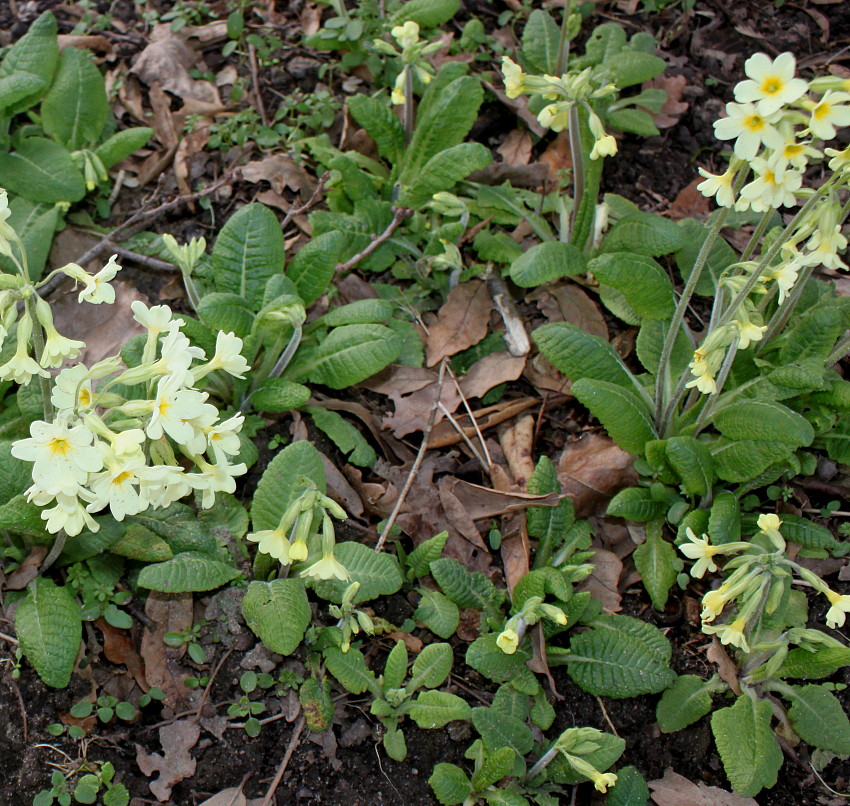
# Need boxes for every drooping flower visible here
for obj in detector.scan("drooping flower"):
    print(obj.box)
[0,314,50,385]
[496,628,519,654]
[78,254,121,304]
[768,261,801,305]
[246,526,292,563]
[734,318,767,350]
[704,616,750,652]
[0,189,17,258]
[501,55,525,99]
[736,157,802,211]
[808,90,850,140]
[733,52,808,116]
[680,528,722,579]
[697,167,737,207]
[825,589,850,629]
[757,513,785,549]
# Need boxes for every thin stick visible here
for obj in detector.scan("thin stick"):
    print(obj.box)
[248,43,270,127]
[438,402,488,470]
[259,716,305,806]
[445,364,492,470]
[281,172,329,230]
[6,673,28,743]
[193,648,233,723]
[337,207,412,278]
[375,360,447,552]
[0,631,19,645]
[595,696,619,737]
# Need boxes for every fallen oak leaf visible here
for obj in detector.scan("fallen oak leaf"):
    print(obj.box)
[643,74,689,129]
[497,129,533,166]
[96,617,148,691]
[425,280,492,366]
[4,546,48,590]
[136,719,200,802]
[580,548,623,612]
[458,352,527,400]
[649,768,757,806]
[440,476,560,520]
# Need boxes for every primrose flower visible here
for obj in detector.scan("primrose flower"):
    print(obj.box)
[0,314,49,385]
[767,261,801,305]
[701,587,730,622]
[35,297,85,368]
[246,526,292,563]
[12,419,102,495]
[734,52,808,116]
[826,145,850,173]
[680,528,722,578]
[131,300,176,335]
[497,628,520,654]
[714,101,783,161]
[195,331,249,380]
[805,224,848,270]
[52,365,94,415]
[38,490,100,536]
[734,318,767,350]
[808,91,850,140]
[736,158,802,212]
[147,374,216,447]
[391,71,407,105]
[189,456,246,509]
[301,513,349,581]
[686,350,719,395]
[538,102,571,133]
[87,449,147,521]
[78,254,121,304]
[704,616,750,652]
[590,134,617,160]
[206,413,244,464]
[757,513,785,549]
[501,56,525,99]
[825,589,850,629]
[391,20,419,49]
[697,167,737,208]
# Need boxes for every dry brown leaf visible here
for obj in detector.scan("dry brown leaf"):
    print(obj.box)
[441,476,559,520]
[242,155,317,195]
[531,284,609,340]
[425,280,492,366]
[459,352,527,400]
[644,75,689,129]
[319,452,365,517]
[557,434,638,518]
[668,178,710,221]
[174,123,210,197]
[344,466,398,519]
[580,548,622,612]
[438,478,490,551]
[300,3,323,36]
[48,279,147,367]
[148,83,179,150]
[427,396,538,449]
[96,618,148,691]
[497,129,533,166]
[141,593,196,709]
[116,73,147,124]
[198,785,264,806]
[4,546,47,590]
[468,162,552,190]
[136,719,200,801]
[364,366,435,396]
[523,353,570,395]
[706,637,741,696]
[499,414,535,489]
[57,34,110,51]
[184,21,229,44]
[382,377,461,438]
[649,768,758,806]
[131,31,221,104]
[540,131,573,181]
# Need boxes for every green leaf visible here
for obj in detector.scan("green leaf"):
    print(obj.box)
[0,11,58,114]
[472,746,516,791]
[137,551,240,592]
[399,142,491,209]
[409,690,471,728]
[324,646,378,695]
[390,0,460,27]
[286,230,344,305]
[607,765,649,806]
[383,723,408,761]
[565,615,674,697]
[320,299,394,327]
[310,541,403,604]
[251,378,311,413]
[776,647,850,680]
[711,695,782,797]
[665,436,715,496]
[430,558,504,614]
[197,292,254,337]
[251,440,326,531]
[0,196,60,280]
[712,400,814,446]
[608,50,666,87]
[41,48,107,150]
[348,94,404,166]
[656,674,715,733]
[212,203,284,308]
[414,587,459,639]
[572,379,657,455]
[110,523,173,562]
[509,241,587,288]
[777,514,836,550]
[466,634,531,684]
[711,438,797,483]
[784,684,850,755]
[589,253,674,320]
[521,9,560,73]
[429,763,473,806]
[600,212,685,257]
[0,440,33,503]
[527,456,575,568]
[400,76,483,190]
[407,532,448,579]
[94,127,153,169]
[0,493,50,538]
[636,318,693,378]
[307,407,376,467]
[708,492,741,545]
[546,730,625,785]
[606,107,660,137]
[532,322,637,388]
[294,324,400,388]
[471,706,534,755]
[633,527,678,610]
[16,579,81,688]
[407,642,453,691]
[0,138,85,203]
[242,579,311,656]
[607,487,666,522]
[675,218,736,296]
[383,640,409,690]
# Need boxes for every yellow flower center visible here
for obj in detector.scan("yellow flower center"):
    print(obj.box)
[48,438,70,456]
[760,77,782,95]
[78,388,91,407]
[813,101,832,121]
[158,399,171,416]
[112,471,132,486]
[784,143,803,158]
[743,113,764,132]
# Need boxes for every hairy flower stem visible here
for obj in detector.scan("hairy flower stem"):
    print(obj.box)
[694,341,738,431]
[741,209,774,263]
[654,207,730,426]
[826,329,850,366]
[24,295,53,422]
[554,0,573,75]
[402,69,415,139]
[567,105,585,239]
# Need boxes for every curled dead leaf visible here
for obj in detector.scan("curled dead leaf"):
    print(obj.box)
[425,280,492,366]
[649,768,757,806]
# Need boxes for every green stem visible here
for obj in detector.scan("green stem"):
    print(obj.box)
[826,330,850,366]
[758,262,815,348]
[567,105,584,240]
[554,0,573,75]
[182,271,202,312]
[25,295,53,422]
[693,341,738,432]
[740,209,774,263]
[654,206,730,426]
[402,68,415,140]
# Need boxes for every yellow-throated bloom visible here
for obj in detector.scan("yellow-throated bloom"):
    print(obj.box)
[734,52,808,116]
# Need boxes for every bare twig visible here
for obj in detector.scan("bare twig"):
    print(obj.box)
[375,359,447,552]
[248,43,270,127]
[337,207,412,279]
[104,245,177,273]
[193,647,233,723]
[6,674,28,743]
[281,172,330,231]
[0,632,19,646]
[259,716,305,806]
[595,696,619,736]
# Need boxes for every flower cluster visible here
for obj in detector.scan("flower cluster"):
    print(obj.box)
[372,21,441,105]
[679,514,850,659]
[496,595,567,655]
[245,482,349,583]
[500,56,618,157]
[12,300,249,536]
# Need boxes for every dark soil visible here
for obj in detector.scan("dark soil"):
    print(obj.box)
[3,1,850,805]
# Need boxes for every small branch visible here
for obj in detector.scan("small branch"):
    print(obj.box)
[259,716,305,806]
[193,647,233,724]
[281,172,329,231]
[375,360,447,552]
[248,43,270,127]
[336,207,412,279]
